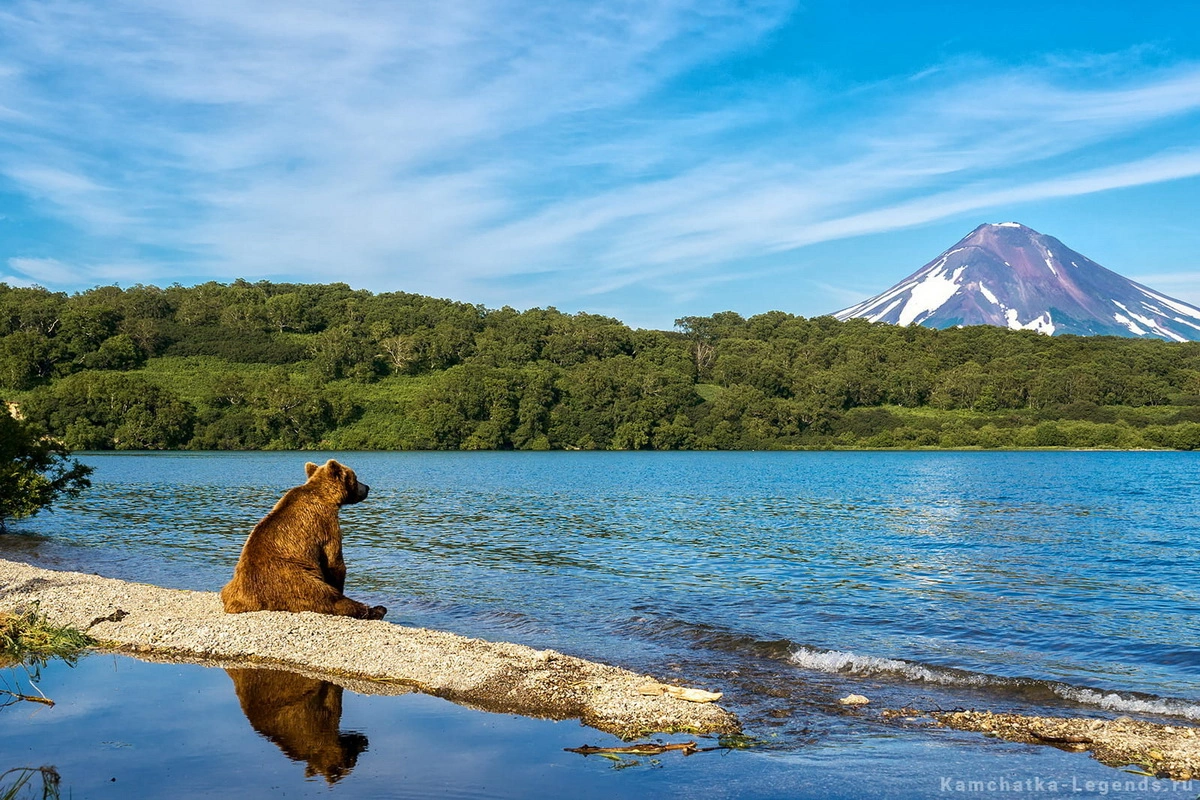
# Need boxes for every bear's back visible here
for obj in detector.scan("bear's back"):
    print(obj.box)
[236,485,338,570]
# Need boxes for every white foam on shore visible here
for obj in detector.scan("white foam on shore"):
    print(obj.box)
[789,646,986,686]
[789,646,1200,720]
[1058,687,1200,721]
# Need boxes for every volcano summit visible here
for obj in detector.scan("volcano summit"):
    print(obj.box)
[833,223,1200,342]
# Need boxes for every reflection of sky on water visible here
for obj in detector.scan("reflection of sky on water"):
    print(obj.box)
[0,654,1136,800]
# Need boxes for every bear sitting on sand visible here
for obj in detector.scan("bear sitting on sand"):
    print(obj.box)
[221,460,386,620]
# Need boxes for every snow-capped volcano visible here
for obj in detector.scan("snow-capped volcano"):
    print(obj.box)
[833,222,1200,341]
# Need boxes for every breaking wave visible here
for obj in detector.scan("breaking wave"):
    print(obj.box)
[789,646,1200,720]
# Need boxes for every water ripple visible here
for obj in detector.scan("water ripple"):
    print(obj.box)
[5,450,1199,720]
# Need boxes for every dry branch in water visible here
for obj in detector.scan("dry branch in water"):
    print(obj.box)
[565,741,706,756]
[0,688,55,707]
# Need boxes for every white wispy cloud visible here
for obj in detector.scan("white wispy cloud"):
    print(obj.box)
[426,63,1200,297]
[0,0,1198,314]
[767,148,1200,253]
[6,257,78,285]
[4,165,134,230]
[5,256,159,288]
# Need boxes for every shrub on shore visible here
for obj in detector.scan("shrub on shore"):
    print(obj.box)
[0,606,93,668]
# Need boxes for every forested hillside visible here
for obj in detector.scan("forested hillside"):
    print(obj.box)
[4,280,1200,450]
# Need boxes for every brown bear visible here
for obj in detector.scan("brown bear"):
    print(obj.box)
[220,459,386,620]
[226,667,368,784]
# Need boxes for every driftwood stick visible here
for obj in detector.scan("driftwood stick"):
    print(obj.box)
[1029,731,1094,745]
[0,688,55,706]
[566,741,704,756]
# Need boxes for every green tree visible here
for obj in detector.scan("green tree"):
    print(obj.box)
[552,356,696,449]
[170,281,228,326]
[541,312,632,367]
[308,325,384,383]
[0,405,92,531]
[245,370,356,449]
[0,331,52,390]
[219,280,269,331]
[693,384,798,449]
[265,292,310,333]
[25,372,196,450]
[675,313,744,379]
[931,361,987,410]
[81,333,146,371]
[0,284,66,337]
[60,299,121,362]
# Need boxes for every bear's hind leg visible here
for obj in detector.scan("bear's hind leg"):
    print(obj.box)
[312,587,385,620]
[327,595,372,618]
[330,597,387,620]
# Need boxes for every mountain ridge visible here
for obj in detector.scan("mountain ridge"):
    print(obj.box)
[834,222,1200,342]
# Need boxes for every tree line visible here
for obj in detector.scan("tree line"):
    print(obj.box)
[4,279,1200,451]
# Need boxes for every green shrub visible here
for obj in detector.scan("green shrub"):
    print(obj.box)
[0,606,93,666]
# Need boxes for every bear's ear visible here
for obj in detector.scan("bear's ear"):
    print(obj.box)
[325,459,343,478]
[305,462,319,478]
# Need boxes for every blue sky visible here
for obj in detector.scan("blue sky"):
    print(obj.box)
[2,0,1199,330]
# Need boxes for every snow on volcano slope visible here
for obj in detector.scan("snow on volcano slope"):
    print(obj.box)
[833,223,1200,341]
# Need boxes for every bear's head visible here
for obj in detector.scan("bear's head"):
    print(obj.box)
[304,460,370,505]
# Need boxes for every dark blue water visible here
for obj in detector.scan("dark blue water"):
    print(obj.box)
[3,451,1200,797]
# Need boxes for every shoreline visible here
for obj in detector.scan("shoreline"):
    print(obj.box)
[5,557,1200,781]
[930,710,1199,781]
[0,558,738,739]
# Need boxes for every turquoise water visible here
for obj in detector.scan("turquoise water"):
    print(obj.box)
[3,451,1200,797]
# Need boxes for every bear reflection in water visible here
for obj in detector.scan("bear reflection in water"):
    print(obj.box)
[226,667,368,783]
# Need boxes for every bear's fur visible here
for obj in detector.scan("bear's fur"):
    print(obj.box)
[220,459,386,620]
[226,667,368,784]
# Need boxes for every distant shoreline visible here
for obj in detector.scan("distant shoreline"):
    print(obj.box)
[6,282,1200,454]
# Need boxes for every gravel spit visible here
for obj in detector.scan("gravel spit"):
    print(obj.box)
[933,710,1200,781]
[0,558,739,739]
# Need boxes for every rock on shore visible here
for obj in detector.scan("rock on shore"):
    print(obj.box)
[0,559,739,738]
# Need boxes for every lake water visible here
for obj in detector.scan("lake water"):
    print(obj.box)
[3,451,1199,798]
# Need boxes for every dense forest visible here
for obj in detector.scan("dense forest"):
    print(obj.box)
[3,280,1200,451]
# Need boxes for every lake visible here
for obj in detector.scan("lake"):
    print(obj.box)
[2,451,1199,798]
